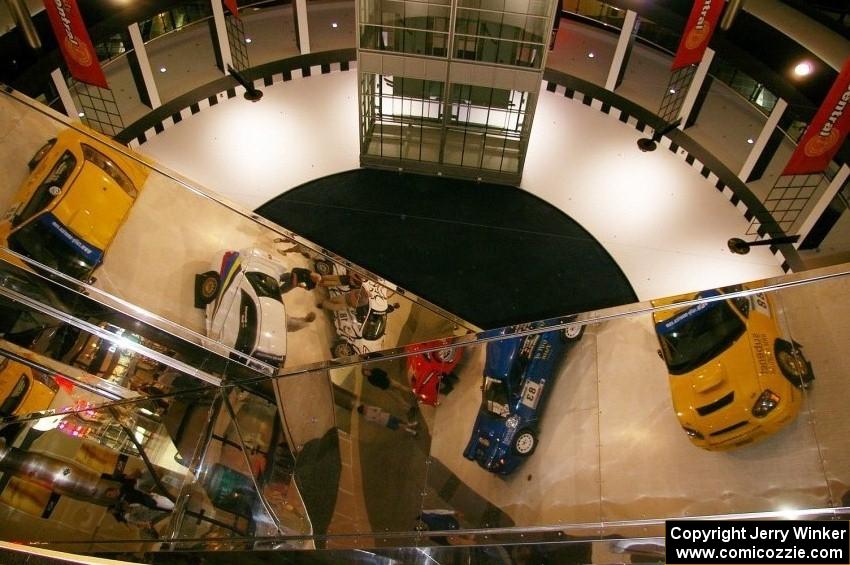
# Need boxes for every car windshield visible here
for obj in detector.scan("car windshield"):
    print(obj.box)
[656,298,746,375]
[362,309,387,341]
[13,151,77,227]
[245,271,282,301]
[8,214,98,280]
[234,290,258,355]
[482,376,510,417]
[82,144,137,198]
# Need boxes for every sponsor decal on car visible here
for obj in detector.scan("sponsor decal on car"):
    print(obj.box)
[751,292,771,317]
[521,380,543,409]
[751,332,776,374]
[39,212,103,264]
[657,289,721,334]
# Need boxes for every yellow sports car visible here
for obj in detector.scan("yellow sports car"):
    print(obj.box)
[0,128,148,281]
[652,285,813,450]
[0,356,57,419]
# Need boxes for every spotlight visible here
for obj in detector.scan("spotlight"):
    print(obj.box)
[332,22,338,28]
[587,52,595,58]
[728,235,800,255]
[747,138,754,144]
[793,61,813,77]
[637,118,681,152]
[78,112,85,117]
[246,37,252,44]
[159,67,167,73]
[669,88,676,94]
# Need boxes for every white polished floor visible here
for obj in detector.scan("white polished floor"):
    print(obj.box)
[139,68,784,304]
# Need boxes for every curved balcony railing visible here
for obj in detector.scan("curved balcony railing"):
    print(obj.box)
[2,36,850,559]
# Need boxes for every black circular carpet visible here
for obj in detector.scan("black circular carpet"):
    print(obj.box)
[256,169,636,329]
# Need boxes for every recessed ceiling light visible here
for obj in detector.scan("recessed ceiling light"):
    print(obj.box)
[747,138,754,144]
[587,52,594,58]
[794,61,813,77]
[332,22,338,28]
[669,88,676,94]
[78,112,85,117]
[159,67,167,73]
[245,37,252,44]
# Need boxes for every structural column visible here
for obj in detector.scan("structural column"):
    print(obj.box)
[677,47,714,129]
[128,23,161,109]
[604,10,637,91]
[293,0,311,54]
[50,68,79,119]
[795,164,850,248]
[211,0,233,73]
[738,98,787,182]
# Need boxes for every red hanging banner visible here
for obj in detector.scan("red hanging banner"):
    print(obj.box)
[42,0,107,88]
[671,0,725,71]
[223,0,239,18]
[783,58,850,176]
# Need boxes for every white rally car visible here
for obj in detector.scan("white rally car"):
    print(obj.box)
[314,259,397,358]
[195,248,288,368]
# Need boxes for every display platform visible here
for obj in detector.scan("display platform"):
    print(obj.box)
[257,169,637,329]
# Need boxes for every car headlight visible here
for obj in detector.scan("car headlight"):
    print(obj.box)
[683,426,704,440]
[505,415,520,429]
[752,390,780,418]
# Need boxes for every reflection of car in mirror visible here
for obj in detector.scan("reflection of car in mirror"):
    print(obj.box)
[0,129,148,281]
[0,356,58,419]
[652,285,813,451]
[314,259,397,357]
[195,248,289,368]
[407,340,463,405]
[463,323,584,475]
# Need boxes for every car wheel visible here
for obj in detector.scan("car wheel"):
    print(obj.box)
[331,341,355,358]
[194,271,219,308]
[433,348,457,363]
[561,323,585,343]
[775,340,814,389]
[28,138,56,170]
[314,260,334,276]
[512,429,537,456]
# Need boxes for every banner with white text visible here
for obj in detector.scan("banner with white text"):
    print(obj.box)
[671,0,725,70]
[42,0,108,88]
[783,57,850,176]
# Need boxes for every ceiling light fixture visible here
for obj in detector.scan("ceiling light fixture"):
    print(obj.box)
[587,52,595,58]
[747,138,754,144]
[246,37,252,43]
[794,61,813,77]
[332,22,338,28]
[669,88,676,94]
[159,67,167,73]
[78,112,85,117]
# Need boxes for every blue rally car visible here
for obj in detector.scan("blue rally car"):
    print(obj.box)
[462,322,584,475]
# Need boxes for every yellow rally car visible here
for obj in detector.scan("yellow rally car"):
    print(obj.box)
[652,285,813,450]
[0,356,57,419]
[0,128,148,281]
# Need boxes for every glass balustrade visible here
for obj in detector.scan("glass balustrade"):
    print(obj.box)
[2,201,850,553]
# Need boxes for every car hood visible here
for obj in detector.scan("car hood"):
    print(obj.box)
[256,296,288,358]
[671,336,764,433]
[463,410,510,468]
